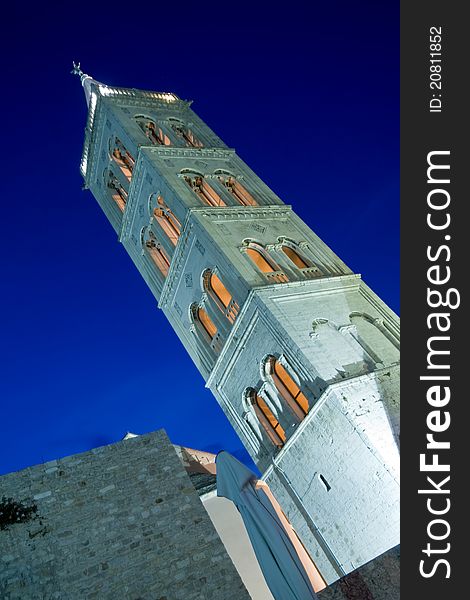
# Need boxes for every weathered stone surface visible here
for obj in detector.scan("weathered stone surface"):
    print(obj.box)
[0,430,250,600]
[319,546,400,600]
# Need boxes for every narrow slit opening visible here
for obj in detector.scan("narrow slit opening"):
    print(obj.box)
[319,474,331,492]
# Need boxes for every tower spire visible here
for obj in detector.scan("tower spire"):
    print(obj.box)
[71,61,97,107]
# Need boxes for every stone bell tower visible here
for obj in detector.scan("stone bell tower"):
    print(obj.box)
[73,63,400,586]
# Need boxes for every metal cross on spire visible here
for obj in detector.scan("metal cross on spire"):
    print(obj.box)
[71,61,90,82]
[71,61,83,76]
[71,61,96,107]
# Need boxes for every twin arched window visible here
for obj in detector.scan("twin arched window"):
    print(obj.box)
[245,356,310,450]
[183,172,226,207]
[153,195,181,246]
[136,116,171,146]
[243,239,321,282]
[136,115,202,147]
[181,169,259,208]
[111,138,135,182]
[246,388,286,448]
[190,270,239,364]
[266,356,309,419]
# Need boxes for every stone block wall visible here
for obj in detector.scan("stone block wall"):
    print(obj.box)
[0,429,250,600]
[319,546,400,600]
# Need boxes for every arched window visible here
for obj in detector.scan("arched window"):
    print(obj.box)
[281,245,309,269]
[203,270,239,323]
[106,172,128,212]
[197,306,218,341]
[145,232,171,277]
[244,242,289,283]
[279,240,321,278]
[266,356,309,419]
[182,171,226,207]
[246,388,286,448]
[136,116,171,146]
[153,196,181,246]
[215,171,257,206]
[110,138,135,181]
[169,119,203,148]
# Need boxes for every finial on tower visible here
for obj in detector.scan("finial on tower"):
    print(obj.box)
[71,61,90,83]
[71,61,83,76]
[71,61,97,107]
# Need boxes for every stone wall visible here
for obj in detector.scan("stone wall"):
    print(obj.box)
[0,429,250,600]
[319,546,400,600]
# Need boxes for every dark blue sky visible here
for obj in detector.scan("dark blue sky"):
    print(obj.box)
[0,1,398,475]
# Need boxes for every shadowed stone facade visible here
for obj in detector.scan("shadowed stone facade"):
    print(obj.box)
[319,546,400,600]
[0,430,250,600]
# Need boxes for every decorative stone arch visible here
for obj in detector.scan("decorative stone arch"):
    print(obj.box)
[109,136,134,181]
[104,167,127,212]
[242,387,286,450]
[349,312,400,366]
[149,193,181,247]
[213,168,257,206]
[262,354,310,422]
[180,167,205,178]
[213,168,236,178]
[168,117,203,148]
[201,268,239,324]
[189,300,223,357]
[187,302,218,373]
[275,236,322,279]
[135,114,171,146]
[241,387,263,438]
[239,389,263,456]
[310,318,372,378]
[241,239,289,284]
[310,318,331,339]
[181,169,225,207]
[141,227,171,278]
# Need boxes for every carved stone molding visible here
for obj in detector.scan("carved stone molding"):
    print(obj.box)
[192,205,292,222]
[148,147,234,160]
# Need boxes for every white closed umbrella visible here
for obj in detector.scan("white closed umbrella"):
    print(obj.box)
[216,451,321,600]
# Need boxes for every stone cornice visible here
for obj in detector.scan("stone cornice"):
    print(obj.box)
[98,85,187,108]
[145,147,234,160]
[191,204,292,222]
[109,96,190,112]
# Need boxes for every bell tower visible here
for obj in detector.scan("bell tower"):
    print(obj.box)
[74,64,400,585]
